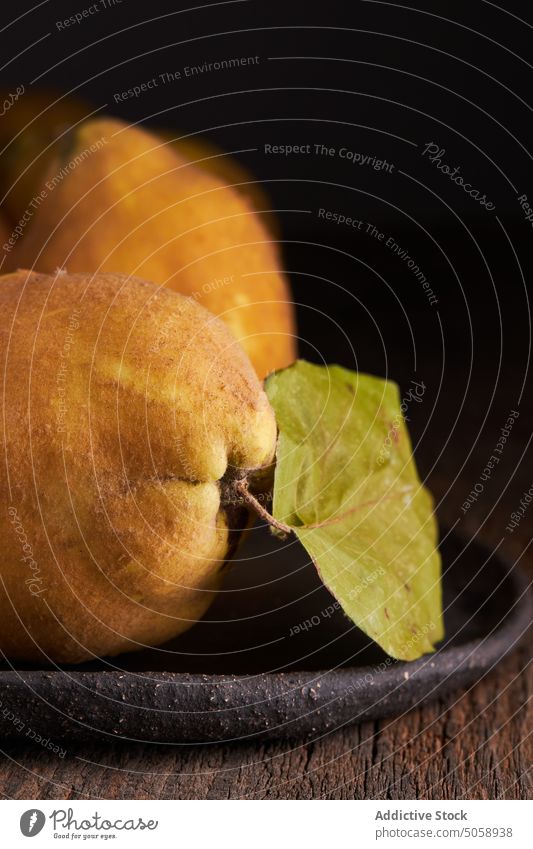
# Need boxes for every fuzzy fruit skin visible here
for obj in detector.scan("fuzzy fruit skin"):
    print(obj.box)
[0,270,277,664]
[9,118,296,380]
[0,88,91,222]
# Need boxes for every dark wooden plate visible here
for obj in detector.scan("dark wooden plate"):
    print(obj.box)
[0,527,530,744]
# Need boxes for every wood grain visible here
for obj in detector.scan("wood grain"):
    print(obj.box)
[0,490,530,800]
[1,389,531,800]
[0,642,529,799]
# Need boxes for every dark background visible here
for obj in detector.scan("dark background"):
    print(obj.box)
[1,0,532,542]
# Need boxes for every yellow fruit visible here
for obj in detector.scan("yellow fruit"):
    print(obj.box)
[0,270,276,663]
[9,118,296,379]
[0,88,91,221]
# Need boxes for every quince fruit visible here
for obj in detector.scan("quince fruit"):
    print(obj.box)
[9,117,296,379]
[0,269,276,663]
[0,87,91,222]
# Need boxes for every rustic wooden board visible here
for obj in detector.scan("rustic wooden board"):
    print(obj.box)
[0,641,529,800]
[0,478,531,798]
[0,529,528,746]
[0,316,531,798]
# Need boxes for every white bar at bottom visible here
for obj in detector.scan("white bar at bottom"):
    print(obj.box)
[2,799,531,848]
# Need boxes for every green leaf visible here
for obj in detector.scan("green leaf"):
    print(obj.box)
[265,360,443,661]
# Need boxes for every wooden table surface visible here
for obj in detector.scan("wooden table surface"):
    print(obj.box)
[1,467,531,800]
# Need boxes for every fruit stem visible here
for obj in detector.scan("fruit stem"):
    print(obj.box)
[233,478,292,538]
